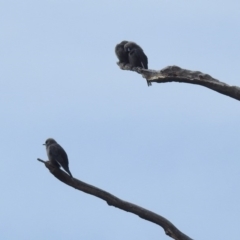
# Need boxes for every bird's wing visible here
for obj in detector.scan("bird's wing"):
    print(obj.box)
[49,144,69,165]
[134,49,147,69]
[140,51,148,69]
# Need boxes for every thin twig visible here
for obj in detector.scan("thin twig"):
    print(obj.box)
[37,158,46,163]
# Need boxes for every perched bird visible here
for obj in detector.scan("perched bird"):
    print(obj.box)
[124,41,143,53]
[128,48,148,69]
[124,42,151,86]
[43,138,73,178]
[115,40,129,64]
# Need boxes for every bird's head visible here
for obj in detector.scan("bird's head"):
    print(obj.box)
[115,40,129,52]
[124,41,143,53]
[43,138,57,147]
[124,42,137,53]
[124,42,132,53]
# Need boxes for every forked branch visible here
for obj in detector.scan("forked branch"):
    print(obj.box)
[118,63,240,101]
[37,159,193,240]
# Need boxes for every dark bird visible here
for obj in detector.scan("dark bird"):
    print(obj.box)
[43,138,73,178]
[115,40,129,64]
[124,41,151,86]
[124,41,143,53]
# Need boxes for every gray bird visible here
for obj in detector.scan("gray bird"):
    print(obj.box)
[124,42,151,86]
[115,40,129,64]
[43,138,73,178]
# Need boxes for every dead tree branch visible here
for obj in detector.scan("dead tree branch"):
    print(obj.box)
[37,158,193,240]
[117,63,240,101]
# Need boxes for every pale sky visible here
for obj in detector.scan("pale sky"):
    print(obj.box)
[1,1,240,240]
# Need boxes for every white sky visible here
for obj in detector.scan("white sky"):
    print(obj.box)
[1,1,240,240]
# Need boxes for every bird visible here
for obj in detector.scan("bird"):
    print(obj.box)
[124,42,151,86]
[128,48,148,69]
[43,138,73,178]
[115,40,129,64]
[124,41,143,53]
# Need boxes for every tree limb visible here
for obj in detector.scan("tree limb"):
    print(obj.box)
[37,158,193,240]
[117,63,240,101]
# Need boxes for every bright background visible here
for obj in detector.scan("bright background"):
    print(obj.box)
[1,1,240,239]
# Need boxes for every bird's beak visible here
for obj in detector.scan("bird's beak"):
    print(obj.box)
[43,143,46,146]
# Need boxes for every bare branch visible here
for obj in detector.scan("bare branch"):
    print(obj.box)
[37,159,193,240]
[37,158,45,163]
[117,63,240,101]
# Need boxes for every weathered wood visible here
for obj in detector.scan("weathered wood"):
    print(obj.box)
[37,159,193,240]
[117,63,240,101]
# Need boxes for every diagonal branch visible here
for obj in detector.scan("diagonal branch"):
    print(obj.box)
[37,158,193,240]
[117,63,240,101]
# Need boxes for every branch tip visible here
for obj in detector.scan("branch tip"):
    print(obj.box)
[37,158,46,163]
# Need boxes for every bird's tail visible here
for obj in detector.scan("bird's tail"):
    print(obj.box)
[140,62,151,86]
[67,169,73,178]
[146,79,152,87]
[62,165,73,178]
